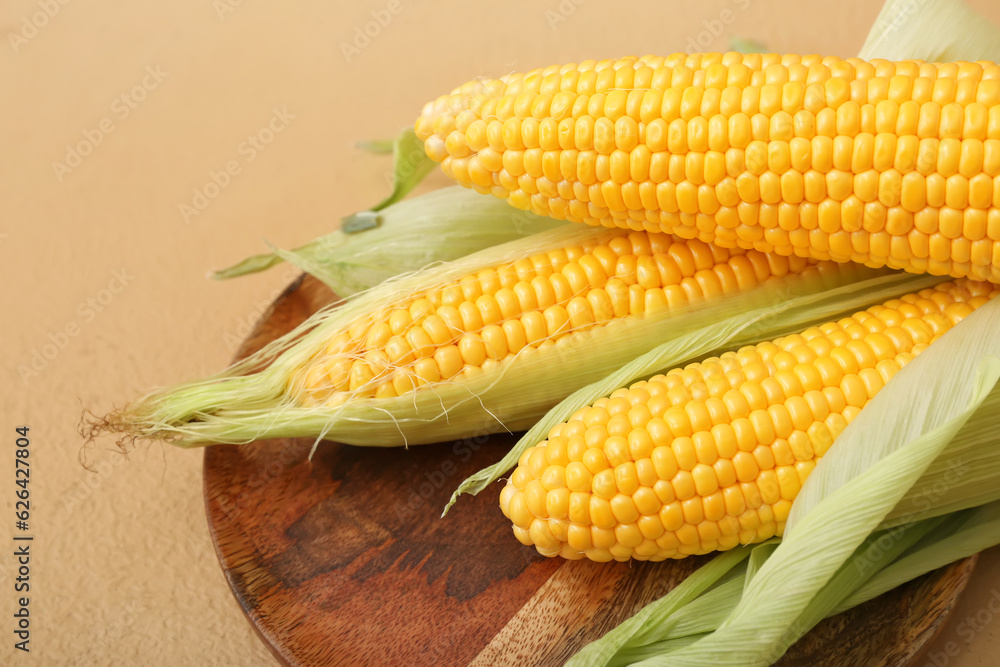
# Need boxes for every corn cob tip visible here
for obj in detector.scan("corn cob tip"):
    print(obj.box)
[79,398,210,456]
[78,406,139,458]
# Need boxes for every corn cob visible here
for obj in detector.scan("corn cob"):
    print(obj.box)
[292,229,810,407]
[105,223,889,449]
[415,53,1000,283]
[499,278,1000,562]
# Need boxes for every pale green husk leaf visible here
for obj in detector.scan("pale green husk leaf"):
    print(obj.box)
[886,389,1000,524]
[354,137,395,154]
[212,186,564,294]
[836,501,1000,611]
[858,0,1000,62]
[729,38,768,54]
[568,546,759,667]
[347,126,437,214]
[571,501,1000,666]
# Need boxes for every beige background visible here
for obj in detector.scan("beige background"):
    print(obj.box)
[4,0,1000,664]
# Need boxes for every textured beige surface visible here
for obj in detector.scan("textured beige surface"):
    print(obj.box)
[3,0,1000,664]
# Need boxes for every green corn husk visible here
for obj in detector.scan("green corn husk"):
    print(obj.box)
[91,217,939,450]
[354,137,396,155]
[858,0,1000,61]
[572,502,1000,666]
[564,1,1000,663]
[349,126,438,214]
[212,186,565,294]
[728,38,768,54]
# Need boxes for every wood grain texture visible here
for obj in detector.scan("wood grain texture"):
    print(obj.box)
[204,272,978,666]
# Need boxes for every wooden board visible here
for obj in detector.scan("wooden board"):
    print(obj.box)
[203,273,978,666]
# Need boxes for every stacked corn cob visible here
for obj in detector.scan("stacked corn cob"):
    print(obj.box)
[499,279,998,561]
[416,53,1000,283]
[105,218,855,449]
[414,52,1000,561]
